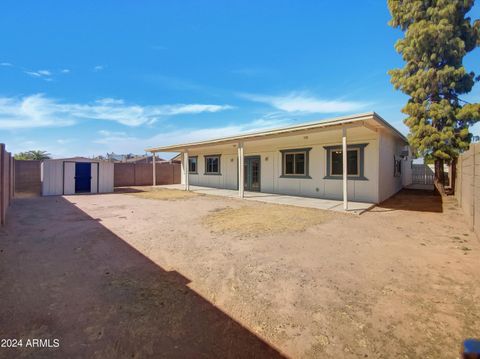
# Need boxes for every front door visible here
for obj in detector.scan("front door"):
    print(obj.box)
[75,162,92,193]
[244,156,261,192]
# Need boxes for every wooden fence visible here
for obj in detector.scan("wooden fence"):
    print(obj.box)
[0,144,15,226]
[114,162,181,187]
[456,143,480,237]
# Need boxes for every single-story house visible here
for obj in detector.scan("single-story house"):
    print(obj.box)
[146,112,412,208]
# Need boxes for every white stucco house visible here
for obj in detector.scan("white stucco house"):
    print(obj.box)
[146,112,412,208]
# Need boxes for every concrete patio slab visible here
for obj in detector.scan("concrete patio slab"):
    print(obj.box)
[158,184,375,214]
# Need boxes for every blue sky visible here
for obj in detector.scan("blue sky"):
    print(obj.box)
[1,1,479,159]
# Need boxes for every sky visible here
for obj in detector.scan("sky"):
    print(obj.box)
[0,1,479,159]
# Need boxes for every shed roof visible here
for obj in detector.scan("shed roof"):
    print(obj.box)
[146,112,407,153]
[43,157,108,162]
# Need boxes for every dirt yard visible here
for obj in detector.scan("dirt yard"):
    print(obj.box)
[0,188,479,358]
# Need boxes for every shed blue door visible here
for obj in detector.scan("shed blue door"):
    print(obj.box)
[75,162,91,193]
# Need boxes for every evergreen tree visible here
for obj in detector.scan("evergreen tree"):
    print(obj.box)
[388,0,480,193]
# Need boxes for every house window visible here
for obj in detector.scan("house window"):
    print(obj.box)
[330,148,360,176]
[324,143,368,180]
[204,155,221,175]
[188,157,197,173]
[280,148,312,178]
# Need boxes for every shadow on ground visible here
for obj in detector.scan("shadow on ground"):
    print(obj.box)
[371,189,443,213]
[114,187,147,194]
[0,196,286,358]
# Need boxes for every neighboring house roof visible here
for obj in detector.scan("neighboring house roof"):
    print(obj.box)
[45,156,99,162]
[146,112,408,153]
[107,153,125,161]
[170,153,182,162]
[124,155,165,163]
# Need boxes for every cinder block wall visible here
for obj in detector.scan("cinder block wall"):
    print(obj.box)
[114,162,181,187]
[134,164,154,186]
[14,160,41,195]
[455,143,480,237]
[114,163,136,187]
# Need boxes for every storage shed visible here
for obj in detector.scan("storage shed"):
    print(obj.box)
[41,157,114,196]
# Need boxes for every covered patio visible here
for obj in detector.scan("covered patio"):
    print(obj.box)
[158,184,375,214]
[147,113,410,210]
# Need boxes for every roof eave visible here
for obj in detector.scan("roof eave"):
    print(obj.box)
[146,112,408,153]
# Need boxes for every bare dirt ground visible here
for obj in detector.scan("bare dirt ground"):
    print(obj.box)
[203,203,335,237]
[117,186,202,201]
[1,188,479,358]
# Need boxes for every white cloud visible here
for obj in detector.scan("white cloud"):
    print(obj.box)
[96,98,125,105]
[241,92,369,114]
[159,104,234,115]
[24,71,42,77]
[94,116,294,157]
[0,94,233,129]
[3,63,69,78]
[95,130,136,145]
[98,130,127,137]
[56,138,75,145]
[94,65,104,72]
[7,114,293,159]
[24,69,52,80]
[0,95,75,128]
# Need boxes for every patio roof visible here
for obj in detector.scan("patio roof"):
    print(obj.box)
[145,112,407,153]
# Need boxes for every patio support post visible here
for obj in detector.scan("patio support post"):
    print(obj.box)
[183,152,189,191]
[152,152,156,186]
[238,142,244,198]
[342,127,348,210]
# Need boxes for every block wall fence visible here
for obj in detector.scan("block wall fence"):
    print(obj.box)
[456,143,480,238]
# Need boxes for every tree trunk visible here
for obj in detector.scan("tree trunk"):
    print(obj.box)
[434,159,446,195]
[450,157,457,195]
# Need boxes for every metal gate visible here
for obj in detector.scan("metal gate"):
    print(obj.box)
[412,164,434,185]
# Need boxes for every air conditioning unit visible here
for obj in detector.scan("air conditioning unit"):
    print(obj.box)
[400,145,410,159]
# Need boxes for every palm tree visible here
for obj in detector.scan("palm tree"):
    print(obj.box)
[14,150,51,160]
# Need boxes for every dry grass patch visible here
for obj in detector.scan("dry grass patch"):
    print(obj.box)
[203,202,334,236]
[122,187,201,201]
